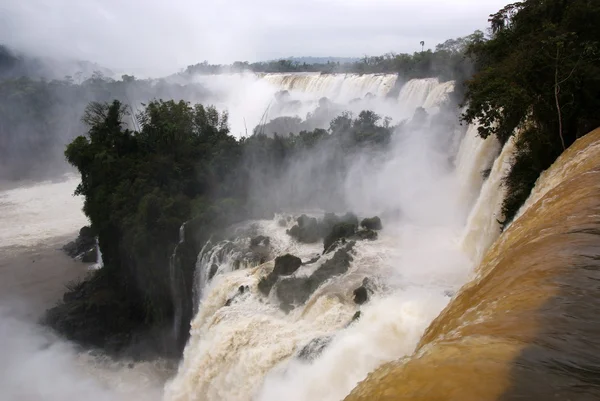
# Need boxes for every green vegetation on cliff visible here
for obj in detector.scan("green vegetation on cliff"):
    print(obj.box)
[50,101,397,355]
[462,0,600,225]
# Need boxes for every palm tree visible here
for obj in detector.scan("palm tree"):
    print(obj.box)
[420,41,425,52]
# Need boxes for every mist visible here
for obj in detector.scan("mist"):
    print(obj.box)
[0,303,166,401]
[2,0,508,76]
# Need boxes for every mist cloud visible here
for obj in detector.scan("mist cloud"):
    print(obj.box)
[2,0,507,77]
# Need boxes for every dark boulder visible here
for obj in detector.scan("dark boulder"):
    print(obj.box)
[324,222,357,253]
[287,215,321,243]
[276,242,355,312]
[341,212,359,227]
[258,254,302,296]
[273,254,302,276]
[354,229,378,241]
[63,226,97,260]
[353,286,368,305]
[360,216,382,231]
[297,336,332,362]
[80,247,98,263]
[250,235,270,247]
[225,285,249,306]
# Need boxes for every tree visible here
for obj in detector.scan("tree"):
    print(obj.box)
[420,41,425,52]
[462,0,600,225]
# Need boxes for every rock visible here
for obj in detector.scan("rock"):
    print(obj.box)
[354,229,378,241]
[303,255,320,265]
[297,336,332,362]
[287,215,321,243]
[208,263,219,280]
[63,226,97,260]
[276,242,355,312]
[225,285,249,306]
[273,254,302,276]
[324,222,357,253]
[278,219,287,227]
[353,286,368,305]
[80,247,98,263]
[344,311,362,328]
[258,254,302,296]
[250,235,270,247]
[341,212,359,227]
[360,216,382,230]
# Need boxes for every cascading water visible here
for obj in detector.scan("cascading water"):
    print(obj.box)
[261,73,398,101]
[90,237,104,270]
[164,78,504,401]
[344,127,600,401]
[190,73,465,137]
[459,135,517,264]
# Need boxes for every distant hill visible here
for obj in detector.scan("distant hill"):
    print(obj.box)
[270,56,360,64]
[0,44,113,81]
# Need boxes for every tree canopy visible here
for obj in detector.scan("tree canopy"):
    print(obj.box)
[462,0,600,224]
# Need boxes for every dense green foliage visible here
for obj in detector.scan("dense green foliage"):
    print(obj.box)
[65,100,238,325]
[462,0,600,225]
[181,32,482,82]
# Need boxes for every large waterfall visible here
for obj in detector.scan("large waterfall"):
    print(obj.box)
[345,127,600,401]
[192,73,454,137]
[5,72,598,401]
[163,75,508,401]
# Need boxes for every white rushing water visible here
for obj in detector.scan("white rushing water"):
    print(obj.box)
[192,73,454,137]
[0,74,513,401]
[164,76,507,401]
[0,176,168,401]
[0,175,87,249]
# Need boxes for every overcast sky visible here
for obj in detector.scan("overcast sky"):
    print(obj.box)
[1,0,508,76]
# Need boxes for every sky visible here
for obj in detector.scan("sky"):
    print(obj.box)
[1,0,509,77]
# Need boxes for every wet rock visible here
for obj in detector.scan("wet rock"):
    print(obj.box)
[353,286,368,305]
[324,222,357,253]
[63,226,96,260]
[276,242,355,312]
[297,336,332,362]
[80,247,98,263]
[250,235,270,247]
[354,229,378,241]
[303,255,320,265]
[273,254,303,276]
[360,216,382,231]
[258,254,302,296]
[225,285,249,306]
[341,212,359,227]
[287,215,322,243]
[208,263,219,281]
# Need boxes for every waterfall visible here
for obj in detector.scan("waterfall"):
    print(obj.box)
[460,135,516,265]
[454,124,501,217]
[91,237,104,270]
[396,78,439,110]
[163,77,500,401]
[422,80,455,109]
[345,127,600,401]
[260,73,398,101]
[169,223,188,346]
